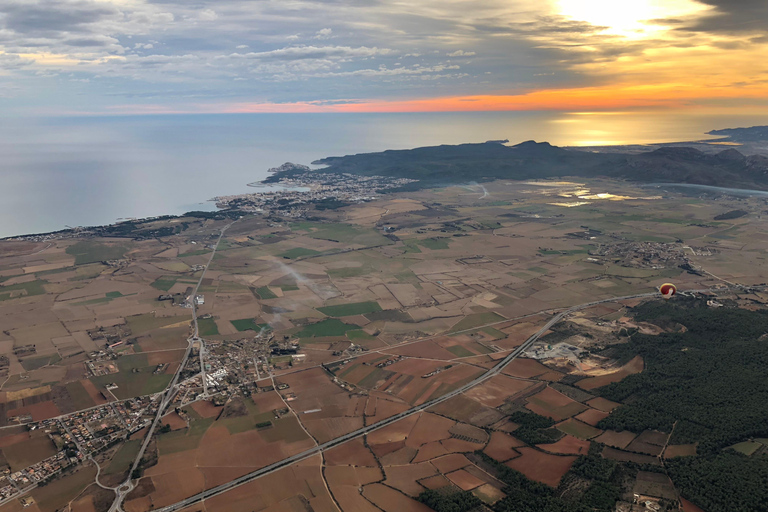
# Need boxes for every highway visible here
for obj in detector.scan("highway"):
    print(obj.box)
[150,291,660,512]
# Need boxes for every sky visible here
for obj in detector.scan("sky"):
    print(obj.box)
[0,0,767,116]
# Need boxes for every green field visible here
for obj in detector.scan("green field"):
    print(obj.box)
[0,279,47,301]
[20,354,60,372]
[151,276,178,291]
[290,222,391,246]
[230,318,270,332]
[296,318,357,338]
[104,439,143,475]
[446,345,474,357]
[65,381,97,411]
[256,286,278,299]
[727,441,762,456]
[347,330,376,341]
[481,327,507,340]
[278,247,320,259]
[449,312,505,333]
[198,318,219,336]
[66,241,128,265]
[555,419,602,440]
[156,417,215,455]
[317,301,382,317]
[418,238,451,250]
[126,313,187,335]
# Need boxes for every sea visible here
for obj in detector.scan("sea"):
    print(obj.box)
[1,111,766,238]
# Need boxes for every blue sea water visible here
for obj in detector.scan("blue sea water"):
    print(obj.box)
[1,111,766,238]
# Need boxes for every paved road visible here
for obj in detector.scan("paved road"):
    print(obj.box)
[151,291,660,512]
[109,223,233,512]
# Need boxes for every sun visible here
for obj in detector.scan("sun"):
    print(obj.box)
[556,0,712,38]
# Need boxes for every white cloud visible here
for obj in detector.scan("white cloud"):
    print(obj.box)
[315,28,332,39]
[447,50,475,57]
[198,9,218,21]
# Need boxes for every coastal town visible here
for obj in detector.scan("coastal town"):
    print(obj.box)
[213,163,419,216]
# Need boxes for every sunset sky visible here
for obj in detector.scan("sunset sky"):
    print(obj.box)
[1,0,766,115]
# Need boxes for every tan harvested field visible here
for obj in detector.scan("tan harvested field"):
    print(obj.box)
[593,430,638,449]
[576,356,644,390]
[324,438,378,466]
[505,447,577,487]
[445,468,486,491]
[537,434,590,455]
[463,374,534,408]
[405,413,454,447]
[574,408,610,426]
[586,397,621,412]
[383,462,438,495]
[525,386,588,421]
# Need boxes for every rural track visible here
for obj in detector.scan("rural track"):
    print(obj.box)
[148,290,668,512]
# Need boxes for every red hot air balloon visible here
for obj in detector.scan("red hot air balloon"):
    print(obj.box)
[659,283,676,299]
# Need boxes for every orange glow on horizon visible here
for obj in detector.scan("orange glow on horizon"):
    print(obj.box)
[203,82,768,115]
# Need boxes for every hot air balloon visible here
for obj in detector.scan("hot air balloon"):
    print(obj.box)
[659,283,676,299]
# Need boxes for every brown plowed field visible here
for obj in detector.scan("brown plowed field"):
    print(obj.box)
[505,448,576,487]
[525,387,587,421]
[680,497,706,512]
[362,483,432,512]
[419,474,453,490]
[81,379,108,406]
[369,440,405,458]
[501,358,551,379]
[367,414,418,446]
[664,444,697,458]
[379,446,418,466]
[412,441,449,463]
[190,400,222,418]
[574,408,609,426]
[463,375,533,408]
[331,485,382,512]
[484,431,523,462]
[405,413,454,447]
[440,437,485,454]
[431,453,470,474]
[537,435,590,455]
[594,430,637,449]
[6,400,60,422]
[161,412,187,431]
[585,397,621,412]
[384,462,438,495]
[445,469,485,491]
[326,466,363,487]
[576,356,644,390]
[324,438,378,467]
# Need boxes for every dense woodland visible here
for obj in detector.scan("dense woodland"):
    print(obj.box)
[597,299,768,452]
[596,299,768,511]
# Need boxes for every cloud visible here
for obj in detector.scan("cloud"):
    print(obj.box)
[315,28,332,39]
[447,50,475,57]
[228,45,391,61]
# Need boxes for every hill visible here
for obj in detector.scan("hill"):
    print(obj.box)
[282,140,768,192]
